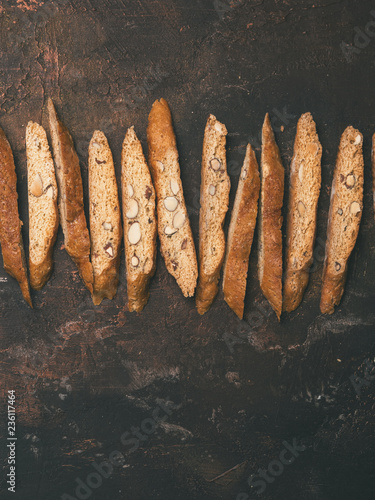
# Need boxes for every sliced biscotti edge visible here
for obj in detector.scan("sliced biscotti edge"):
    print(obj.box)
[147,98,198,298]
[222,143,260,319]
[196,114,230,315]
[122,126,157,312]
[320,126,363,314]
[283,112,322,312]
[47,97,93,293]
[0,127,32,306]
[89,130,122,306]
[258,113,284,320]
[26,121,59,290]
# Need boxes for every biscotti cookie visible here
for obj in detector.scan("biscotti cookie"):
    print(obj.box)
[222,144,260,319]
[48,98,94,293]
[283,113,322,312]
[0,127,32,306]
[122,126,157,312]
[320,126,363,314]
[196,114,230,315]
[26,121,59,290]
[147,98,198,297]
[258,113,284,320]
[89,130,122,305]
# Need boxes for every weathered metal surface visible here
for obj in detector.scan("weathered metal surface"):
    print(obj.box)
[0,1,375,499]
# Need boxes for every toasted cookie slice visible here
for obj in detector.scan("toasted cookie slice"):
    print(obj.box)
[196,114,230,315]
[283,113,322,312]
[26,121,59,290]
[147,98,198,297]
[320,127,363,314]
[122,126,157,312]
[89,130,122,305]
[48,98,93,293]
[0,126,32,306]
[222,144,260,319]
[258,113,284,320]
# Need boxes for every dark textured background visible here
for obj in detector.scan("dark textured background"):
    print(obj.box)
[1,0,375,499]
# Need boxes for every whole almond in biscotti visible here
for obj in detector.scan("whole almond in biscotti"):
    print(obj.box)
[196,114,230,315]
[222,144,260,319]
[27,121,59,291]
[0,127,32,307]
[122,126,157,313]
[258,113,284,320]
[147,98,198,298]
[320,126,364,314]
[48,98,94,294]
[89,130,122,306]
[283,113,322,313]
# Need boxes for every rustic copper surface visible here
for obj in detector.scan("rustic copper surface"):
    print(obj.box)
[0,1,375,499]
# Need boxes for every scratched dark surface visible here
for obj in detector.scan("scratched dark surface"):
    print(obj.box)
[0,0,375,499]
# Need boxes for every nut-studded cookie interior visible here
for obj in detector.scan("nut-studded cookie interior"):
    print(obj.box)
[27,121,58,269]
[122,126,156,280]
[89,130,122,279]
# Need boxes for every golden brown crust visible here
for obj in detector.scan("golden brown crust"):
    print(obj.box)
[320,126,363,314]
[196,115,230,315]
[147,98,198,297]
[126,258,157,312]
[92,265,121,306]
[48,98,93,294]
[0,127,32,307]
[29,246,57,291]
[195,278,218,314]
[283,261,309,313]
[258,113,284,320]
[147,98,176,179]
[283,112,322,312]
[222,144,260,319]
